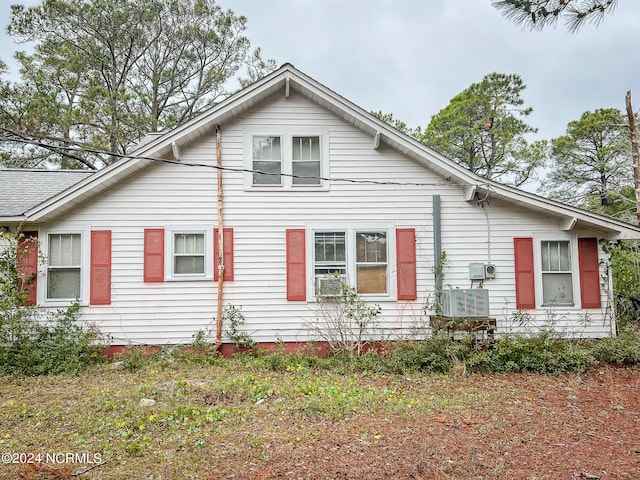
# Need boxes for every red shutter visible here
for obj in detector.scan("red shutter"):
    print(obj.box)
[514,237,535,309]
[90,230,111,305]
[144,228,164,282]
[578,237,601,308]
[17,231,39,306]
[396,228,417,300]
[286,229,306,301]
[214,227,234,281]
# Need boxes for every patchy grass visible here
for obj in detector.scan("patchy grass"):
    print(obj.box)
[0,358,639,479]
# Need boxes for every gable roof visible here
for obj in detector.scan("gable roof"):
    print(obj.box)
[5,63,640,239]
[0,169,95,221]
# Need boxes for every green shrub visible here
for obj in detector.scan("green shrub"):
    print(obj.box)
[383,333,470,374]
[0,302,108,375]
[224,305,256,350]
[0,231,108,375]
[592,328,640,365]
[467,332,593,374]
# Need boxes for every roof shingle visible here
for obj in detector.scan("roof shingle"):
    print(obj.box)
[0,169,95,217]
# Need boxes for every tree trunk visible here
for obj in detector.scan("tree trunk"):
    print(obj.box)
[625,91,640,225]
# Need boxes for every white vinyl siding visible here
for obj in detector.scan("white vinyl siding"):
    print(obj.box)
[35,91,614,344]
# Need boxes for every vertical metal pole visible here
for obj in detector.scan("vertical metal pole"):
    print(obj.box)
[433,194,442,292]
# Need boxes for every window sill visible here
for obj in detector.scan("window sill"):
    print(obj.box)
[310,294,395,303]
[42,299,87,308]
[245,185,330,192]
[165,276,212,282]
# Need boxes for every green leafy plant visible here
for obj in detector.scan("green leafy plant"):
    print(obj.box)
[592,328,640,365]
[0,231,108,375]
[224,305,256,350]
[466,332,593,374]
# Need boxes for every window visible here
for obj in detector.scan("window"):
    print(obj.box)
[252,135,282,185]
[245,129,328,189]
[292,136,321,185]
[356,232,387,294]
[314,232,346,295]
[47,233,81,299]
[173,233,205,276]
[541,240,574,305]
[313,229,389,297]
[166,227,213,279]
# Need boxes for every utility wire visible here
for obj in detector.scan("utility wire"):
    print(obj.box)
[1,135,472,188]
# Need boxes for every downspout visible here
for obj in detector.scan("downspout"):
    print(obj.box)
[433,194,443,307]
[215,125,225,348]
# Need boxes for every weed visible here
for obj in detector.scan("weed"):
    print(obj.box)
[224,305,256,350]
[113,346,151,372]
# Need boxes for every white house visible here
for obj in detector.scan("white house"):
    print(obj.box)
[2,63,640,351]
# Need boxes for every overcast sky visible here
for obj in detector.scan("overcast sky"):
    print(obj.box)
[2,0,640,143]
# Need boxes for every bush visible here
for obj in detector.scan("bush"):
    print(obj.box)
[224,305,256,350]
[382,333,470,374]
[0,231,108,375]
[466,332,593,374]
[0,302,108,375]
[592,328,640,365]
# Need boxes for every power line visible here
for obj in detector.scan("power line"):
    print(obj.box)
[0,135,466,188]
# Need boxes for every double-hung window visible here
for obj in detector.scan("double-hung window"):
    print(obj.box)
[252,135,282,185]
[313,228,390,297]
[245,128,328,189]
[541,240,574,305]
[314,232,346,296]
[173,232,205,276]
[356,232,388,294]
[292,136,321,185]
[47,233,82,299]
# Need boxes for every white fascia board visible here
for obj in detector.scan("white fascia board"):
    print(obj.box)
[488,183,640,239]
[0,216,26,223]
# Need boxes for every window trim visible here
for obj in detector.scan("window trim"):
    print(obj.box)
[165,226,214,281]
[243,127,329,191]
[41,230,89,306]
[533,233,579,308]
[307,223,396,302]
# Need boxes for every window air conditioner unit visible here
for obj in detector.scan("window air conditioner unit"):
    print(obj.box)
[441,289,490,317]
[316,275,343,297]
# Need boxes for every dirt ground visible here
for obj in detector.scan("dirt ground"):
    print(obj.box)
[202,367,640,480]
[7,365,640,480]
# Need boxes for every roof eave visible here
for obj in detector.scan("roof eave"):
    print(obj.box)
[0,215,26,224]
[472,183,640,240]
